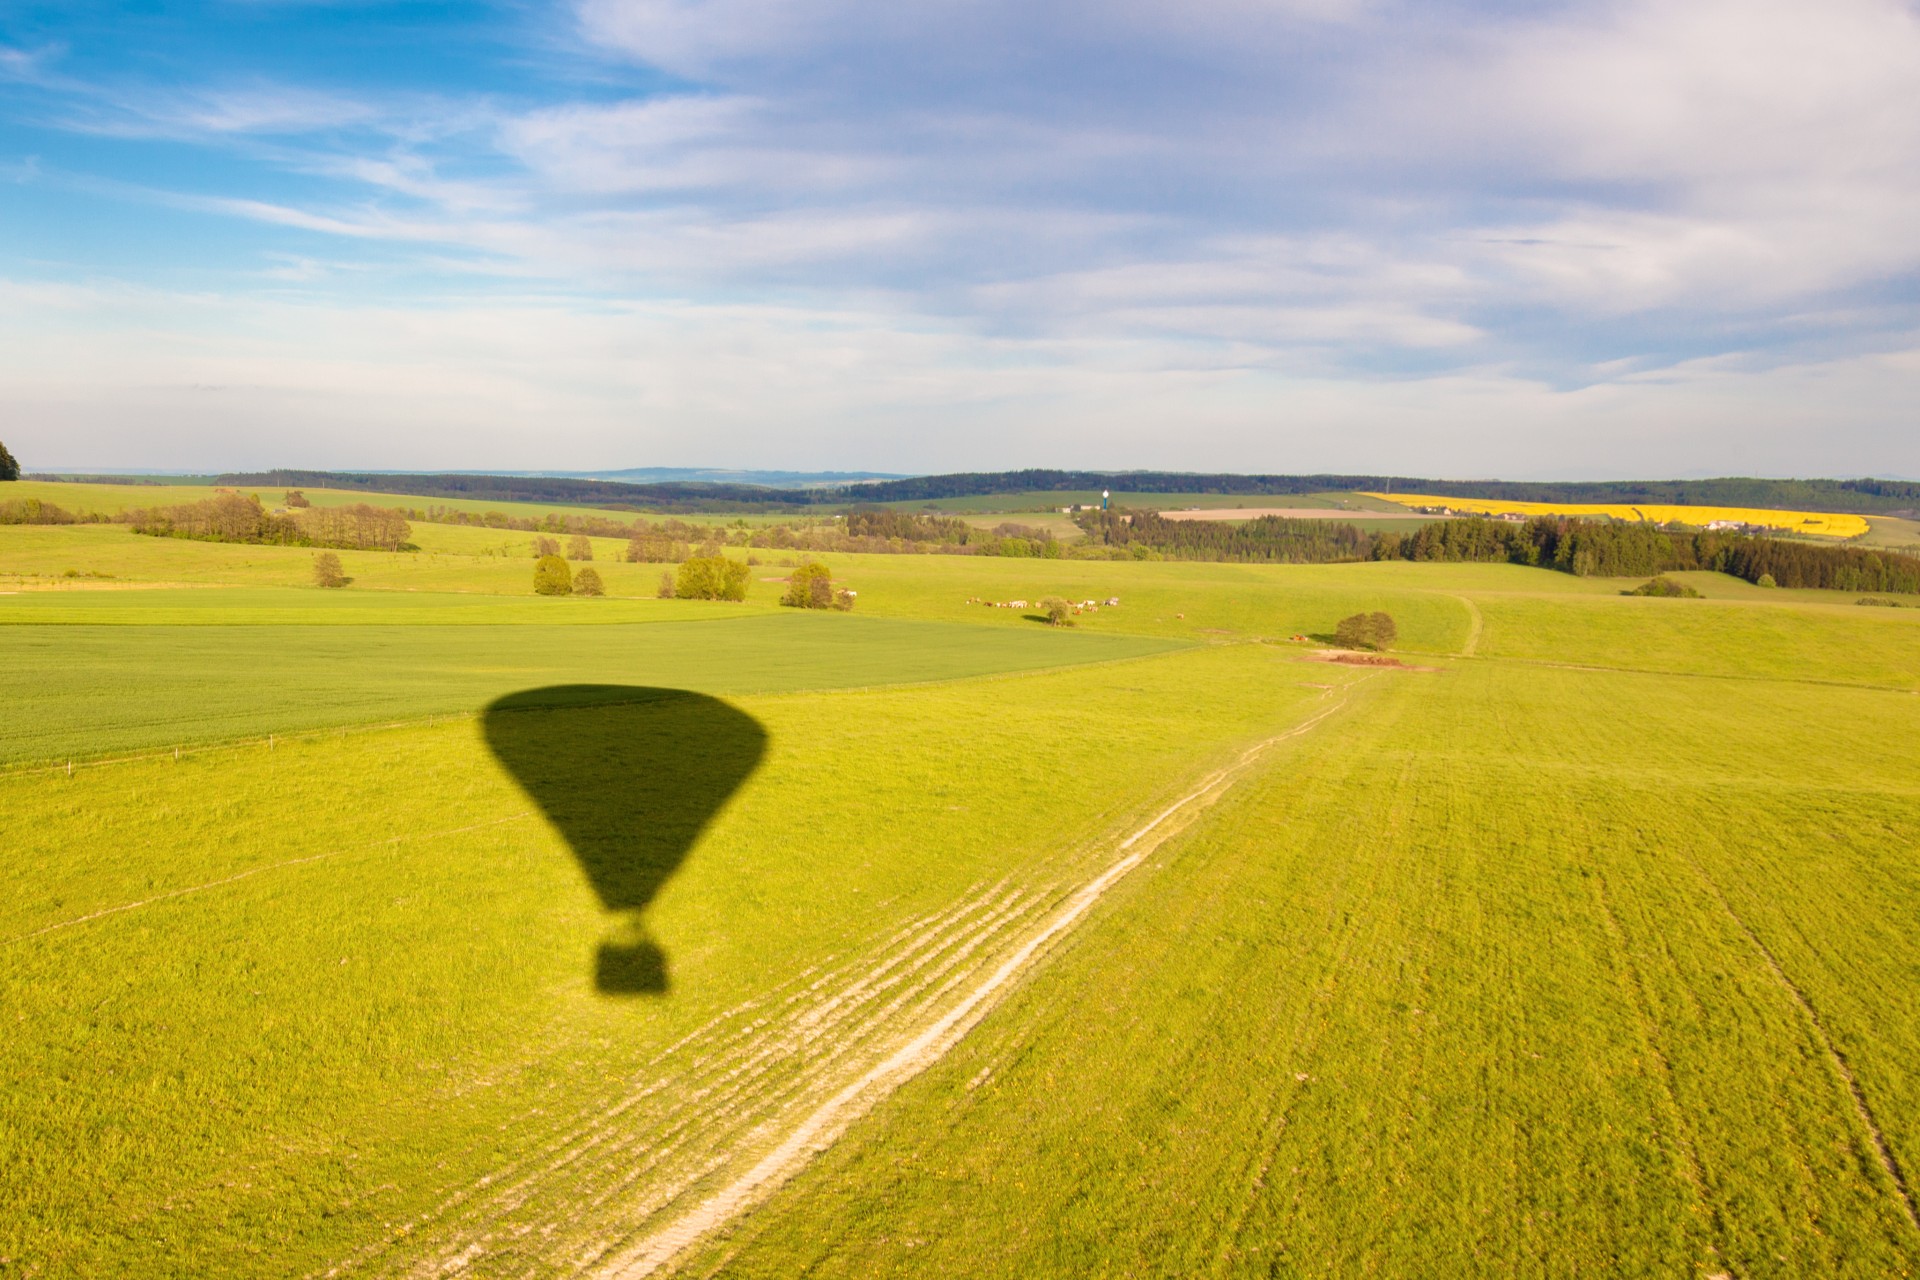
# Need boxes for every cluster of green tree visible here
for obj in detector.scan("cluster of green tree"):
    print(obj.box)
[725,514,1059,559]
[1075,509,1375,563]
[127,493,413,550]
[0,498,113,525]
[0,440,19,481]
[1387,517,1920,591]
[423,505,675,538]
[532,555,606,597]
[1625,576,1701,597]
[671,556,751,601]
[298,503,412,551]
[1334,612,1397,650]
[1075,509,1920,592]
[841,507,973,542]
[780,562,855,610]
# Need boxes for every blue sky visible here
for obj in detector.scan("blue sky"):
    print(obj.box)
[3,0,1918,476]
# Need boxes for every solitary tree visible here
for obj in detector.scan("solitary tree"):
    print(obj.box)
[284,489,311,508]
[657,570,676,598]
[0,440,18,481]
[782,562,834,608]
[533,554,573,596]
[535,535,561,558]
[312,552,347,588]
[1333,611,1397,650]
[573,566,605,596]
[568,534,593,561]
[1040,596,1074,626]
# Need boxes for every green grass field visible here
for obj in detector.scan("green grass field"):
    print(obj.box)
[5,506,1920,1278]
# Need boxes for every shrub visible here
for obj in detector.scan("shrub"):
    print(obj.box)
[1858,596,1917,608]
[1625,576,1700,598]
[0,498,77,525]
[1333,611,1397,650]
[833,588,857,611]
[533,554,572,596]
[284,489,311,508]
[312,552,347,588]
[568,535,593,562]
[1040,596,1074,626]
[1756,573,1778,588]
[535,535,560,558]
[657,570,675,598]
[573,567,605,597]
[675,555,749,601]
[782,562,834,608]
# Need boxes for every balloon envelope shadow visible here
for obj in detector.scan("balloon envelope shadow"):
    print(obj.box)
[483,685,767,996]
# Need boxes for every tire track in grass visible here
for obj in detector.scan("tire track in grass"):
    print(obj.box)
[1203,759,1400,1279]
[1451,595,1483,658]
[1587,871,1730,1274]
[1678,851,1920,1235]
[591,677,1373,1279]
[327,878,1062,1277]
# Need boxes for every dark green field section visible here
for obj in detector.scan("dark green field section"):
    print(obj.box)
[0,614,1183,764]
[0,587,748,626]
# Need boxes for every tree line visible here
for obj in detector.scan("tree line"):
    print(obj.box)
[1076,509,1920,593]
[127,493,413,551]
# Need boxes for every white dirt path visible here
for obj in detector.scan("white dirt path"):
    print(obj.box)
[592,678,1372,1279]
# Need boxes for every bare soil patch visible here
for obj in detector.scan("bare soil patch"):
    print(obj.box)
[1305,650,1438,671]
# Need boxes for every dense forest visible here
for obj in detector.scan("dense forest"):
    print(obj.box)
[1077,510,1920,592]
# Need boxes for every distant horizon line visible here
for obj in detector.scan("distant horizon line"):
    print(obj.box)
[20,467,1920,486]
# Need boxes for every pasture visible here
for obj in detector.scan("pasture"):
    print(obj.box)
[4,500,1920,1278]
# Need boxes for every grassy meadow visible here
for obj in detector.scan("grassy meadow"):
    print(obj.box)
[4,483,1920,1278]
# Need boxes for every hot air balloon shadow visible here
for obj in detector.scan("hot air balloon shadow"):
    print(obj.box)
[482,685,767,995]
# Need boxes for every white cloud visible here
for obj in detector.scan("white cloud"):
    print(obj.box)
[1,278,1914,477]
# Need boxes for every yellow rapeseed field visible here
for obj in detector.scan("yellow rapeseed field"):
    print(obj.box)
[1362,493,1869,539]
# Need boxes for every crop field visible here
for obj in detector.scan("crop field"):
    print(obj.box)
[1365,491,1872,539]
[5,498,1920,1278]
